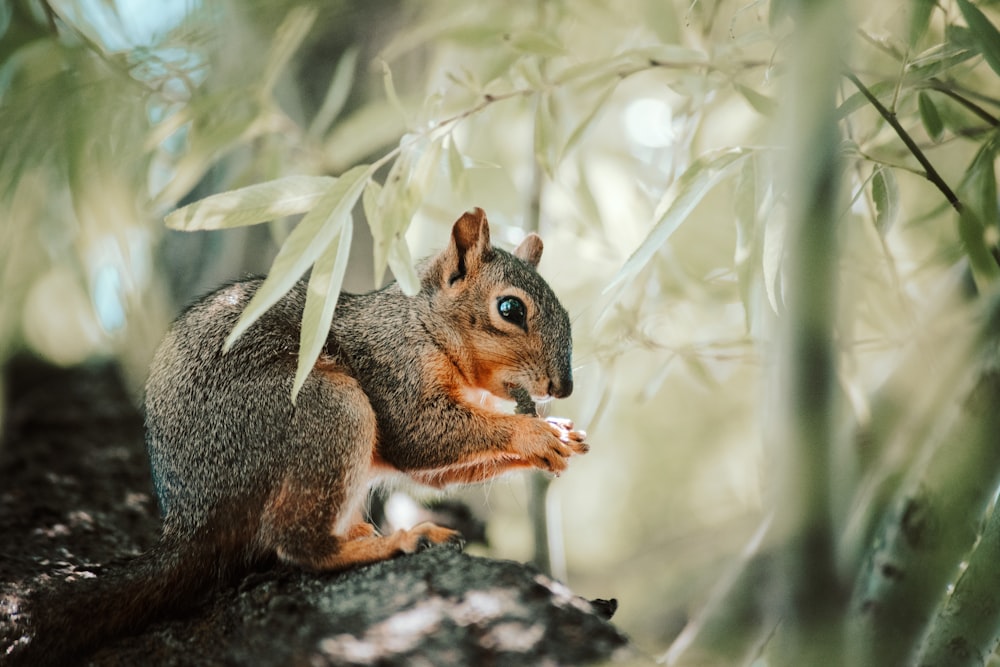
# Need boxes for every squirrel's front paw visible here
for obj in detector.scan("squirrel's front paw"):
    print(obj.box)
[546,416,588,446]
[519,418,589,475]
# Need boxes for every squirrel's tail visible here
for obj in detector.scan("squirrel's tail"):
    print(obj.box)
[9,534,235,666]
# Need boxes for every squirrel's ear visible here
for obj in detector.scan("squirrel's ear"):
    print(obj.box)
[444,207,493,286]
[514,233,543,268]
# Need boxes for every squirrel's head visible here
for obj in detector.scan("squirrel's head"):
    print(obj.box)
[423,207,573,402]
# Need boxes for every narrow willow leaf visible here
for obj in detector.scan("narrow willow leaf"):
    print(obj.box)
[606,147,753,293]
[387,236,420,296]
[410,136,444,193]
[836,80,895,119]
[904,43,977,81]
[735,83,777,117]
[872,167,899,236]
[733,159,756,267]
[292,219,354,402]
[681,351,717,389]
[534,93,555,178]
[958,207,1000,290]
[559,81,616,163]
[508,31,566,57]
[362,178,382,226]
[307,46,359,140]
[165,176,335,230]
[917,91,944,141]
[908,0,936,47]
[761,206,785,314]
[515,57,545,90]
[225,163,371,351]
[380,59,408,125]
[956,0,1000,77]
[370,156,407,285]
[733,158,758,331]
[960,139,999,236]
[260,6,317,96]
[553,55,626,88]
[634,44,709,66]
[447,136,466,191]
[947,24,978,49]
[362,179,389,287]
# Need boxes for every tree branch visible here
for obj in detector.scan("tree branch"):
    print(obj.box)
[924,79,1000,128]
[843,70,964,215]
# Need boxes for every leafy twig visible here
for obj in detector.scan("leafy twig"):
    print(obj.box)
[843,70,963,215]
[923,79,1000,127]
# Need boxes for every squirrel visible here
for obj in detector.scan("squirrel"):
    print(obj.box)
[9,207,588,665]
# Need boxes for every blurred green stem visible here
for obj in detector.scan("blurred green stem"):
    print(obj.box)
[767,0,848,661]
[525,64,562,577]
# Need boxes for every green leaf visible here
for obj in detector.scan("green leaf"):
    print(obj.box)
[733,158,759,332]
[917,91,944,141]
[224,163,371,351]
[446,136,466,191]
[292,216,354,402]
[165,176,335,230]
[606,147,753,294]
[307,46,359,140]
[363,173,418,294]
[515,56,545,90]
[380,59,408,125]
[905,41,977,82]
[387,236,420,296]
[260,6,317,96]
[908,0,936,47]
[960,138,999,233]
[956,0,1000,77]
[507,31,566,57]
[958,207,1000,290]
[364,171,392,287]
[559,81,617,162]
[837,81,895,119]
[762,203,786,314]
[534,93,556,178]
[369,157,405,285]
[735,83,777,116]
[362,178,382,231]
[872,166,899,236]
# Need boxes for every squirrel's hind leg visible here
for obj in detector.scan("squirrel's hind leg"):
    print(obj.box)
[262,477,461,571]
[258,361,461,572]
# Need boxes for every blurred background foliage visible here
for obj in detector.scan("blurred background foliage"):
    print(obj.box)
[3,0,1000,663]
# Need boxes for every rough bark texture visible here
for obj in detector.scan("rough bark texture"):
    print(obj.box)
[0,359,629,666]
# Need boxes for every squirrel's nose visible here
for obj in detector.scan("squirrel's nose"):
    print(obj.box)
[548,376,573,399]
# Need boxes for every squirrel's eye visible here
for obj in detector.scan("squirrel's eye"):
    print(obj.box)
[497,296,527,329]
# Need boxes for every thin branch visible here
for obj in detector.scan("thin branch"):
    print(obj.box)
[843,70,963,215]
[923,79,1000,127]
[855,26,1000,126]
[855,150,927,178]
